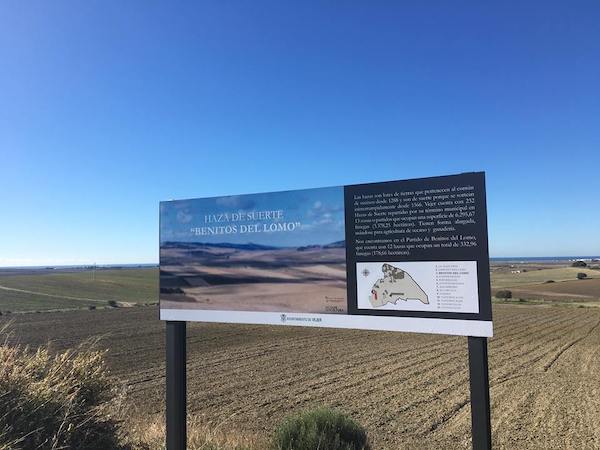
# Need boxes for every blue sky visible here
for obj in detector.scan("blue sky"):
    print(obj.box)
[1,1,599,265]
[160,187,344,246]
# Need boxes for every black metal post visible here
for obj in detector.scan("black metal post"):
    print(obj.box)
[468,336,492,450]
[166,321,186,450]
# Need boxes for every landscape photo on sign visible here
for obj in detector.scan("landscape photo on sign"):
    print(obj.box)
[160,186,347,314]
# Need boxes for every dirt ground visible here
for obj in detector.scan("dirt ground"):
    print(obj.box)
[503,279,600,302]
[4,304,600,449]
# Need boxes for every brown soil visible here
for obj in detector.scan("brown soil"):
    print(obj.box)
[4,304,600,449]
[501,279,600,302]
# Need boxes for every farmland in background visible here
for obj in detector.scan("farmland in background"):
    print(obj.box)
[1,262,598,314]
[0,264,600,312]
[491,266,600,288]
[0,268,157,312]
[1,262,600,448]
[491,264,600,304]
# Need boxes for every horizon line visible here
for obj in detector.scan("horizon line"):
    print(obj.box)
[1,255,599,269]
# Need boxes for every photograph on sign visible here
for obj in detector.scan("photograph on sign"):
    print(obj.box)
[160,172,493,337]
[160,186,347,314]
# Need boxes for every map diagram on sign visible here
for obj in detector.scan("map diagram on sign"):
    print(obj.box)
[369,263,429,308]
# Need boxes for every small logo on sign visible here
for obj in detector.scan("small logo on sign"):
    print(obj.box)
[280,314,287,323]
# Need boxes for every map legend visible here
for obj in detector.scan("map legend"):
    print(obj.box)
[434,262,479,312]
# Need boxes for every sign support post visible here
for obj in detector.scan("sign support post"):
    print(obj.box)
[468,336,492,450]
[166,321,187,450]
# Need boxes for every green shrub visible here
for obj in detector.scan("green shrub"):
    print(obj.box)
[0,333,126,449]
[572,261,587,267]
[545,280,555,283]
[577,272,588,280]
[495,290,512,299]
[271,407,370,450]
[108,300,119,307]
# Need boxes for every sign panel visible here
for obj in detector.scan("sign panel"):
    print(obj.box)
[160,172,493,336]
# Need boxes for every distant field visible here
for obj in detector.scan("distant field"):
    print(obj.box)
[491,266,600,288]
[2,264,599,313]
[504,279,600,302]
[490,264,600,305]
[0,289,102,312]
[0,268,158,312]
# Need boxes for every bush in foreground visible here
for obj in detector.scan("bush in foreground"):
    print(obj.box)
[271,408,370,450]
[0,331,126,449]
[577,272,588,280]
[495,290,512,299]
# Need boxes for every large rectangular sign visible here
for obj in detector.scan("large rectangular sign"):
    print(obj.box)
[160,172,493,336]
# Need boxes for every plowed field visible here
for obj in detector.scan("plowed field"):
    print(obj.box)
[4,304,599,449]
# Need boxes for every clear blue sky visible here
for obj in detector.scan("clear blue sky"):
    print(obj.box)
[1,1,599,266]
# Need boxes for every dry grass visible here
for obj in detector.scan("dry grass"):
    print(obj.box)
[124,415,264,450]
[0,324,127,449]
[0,322,260,450]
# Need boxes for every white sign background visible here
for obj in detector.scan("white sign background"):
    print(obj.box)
[356,261,479,313]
